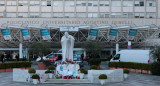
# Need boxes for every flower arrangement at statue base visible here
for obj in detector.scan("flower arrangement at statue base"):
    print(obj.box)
[55,60,80,79]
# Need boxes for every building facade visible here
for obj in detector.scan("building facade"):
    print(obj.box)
[0,0,160,58]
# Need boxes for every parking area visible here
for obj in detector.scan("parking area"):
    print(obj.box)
[0,72,160,86]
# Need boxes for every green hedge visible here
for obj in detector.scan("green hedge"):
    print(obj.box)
[150,62,160,76]
[0,62,31,69]
[109,62,151,71]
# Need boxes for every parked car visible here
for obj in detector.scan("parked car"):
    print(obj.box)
[36,53,62,62]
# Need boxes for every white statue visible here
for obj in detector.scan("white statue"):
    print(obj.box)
[61,32,75,61]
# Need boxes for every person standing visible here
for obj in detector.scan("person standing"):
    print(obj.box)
[81,53,84,63]
[1,52,5,63]
[16,54,19,61]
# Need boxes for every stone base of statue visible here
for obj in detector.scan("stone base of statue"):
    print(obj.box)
[55,61,80,79]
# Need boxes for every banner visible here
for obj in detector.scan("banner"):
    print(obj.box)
[40,29,51,40]
[21,29,30,40]
[1,29,12,40]
[60,27,79,32]
[108,29,118,40]
[128,29,137,40]
[88,29,99,40]
[128,41,131,49]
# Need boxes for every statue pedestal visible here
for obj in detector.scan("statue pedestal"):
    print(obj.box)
[56,62,80,79]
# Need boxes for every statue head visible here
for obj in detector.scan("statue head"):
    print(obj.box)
[64,32,69,38]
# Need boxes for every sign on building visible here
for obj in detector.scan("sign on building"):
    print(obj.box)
[128,29,137,40]
[108,29,118,40]
[88,29,99,40]
[60,26,79,32]
[21,29,30,40]
[40,29,51,40]
[1,28,12,40]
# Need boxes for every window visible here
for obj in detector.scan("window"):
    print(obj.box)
[18,13,28,18]
[53,1,63,6]
[41,0,47,6]
[30,0,40,6]
[99,13,110,18]
[76,1,86,6]
[30,13,39,18]
[88,13,98,18]
[18,1,28,6]
[76,13,86,18]
[47,1,51,6]
[41,13,51,18]
[65,0,74,6]
[64,13,75,18]
[134,13,144,18]
[123,0,133,7]
[135,0,144,6]
[7,0,17,6]
[146,13,156,18]
[7,13,16,18]
[111,13,121,18]
[112,0,121,6]
[0,1,5,6]
[146,0,156,7]
[53,13,63,18]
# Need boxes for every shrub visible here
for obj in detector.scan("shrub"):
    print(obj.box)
[150,62,160,76]
[88,58,101,65]
[0,63,6,69]
[43,60,51,66]
[99,74,107,79]
[45,70,52,73]
[48,66,55,70]
[32,74,40,80]
[80,68,88,74]
[5,63,12,69]
[90,65,97,70]
[83,70,88,74]
[124,69,130,74]
[28,68,36,73]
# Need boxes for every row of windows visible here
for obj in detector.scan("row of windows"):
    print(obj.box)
[0,12,156,18]
[0,0,156,7]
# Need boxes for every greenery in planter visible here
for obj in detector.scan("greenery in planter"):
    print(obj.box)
[28,42,51,61]
[43,60,51,67]
[79,68,88,74]
[124,69,130,74]
[88,58,101,65]
[45,70,52,73]
[109,62,151,71]
[48,66,55,70]
[28,68,36,73]
[150,62,160,76]
[90,65,97,70]
[32,74,40,80]
[0,63,6,69]
[99,74,107,79]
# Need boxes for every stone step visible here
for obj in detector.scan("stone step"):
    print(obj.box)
[43,79,91,84]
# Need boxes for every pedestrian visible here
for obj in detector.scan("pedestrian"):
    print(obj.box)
[16,54,19,61]
[1,52,5,63]
[81,53,84,63]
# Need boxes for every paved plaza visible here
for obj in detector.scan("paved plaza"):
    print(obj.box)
[0,71,159,86]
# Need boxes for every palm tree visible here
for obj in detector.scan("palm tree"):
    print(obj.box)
[150,46,160,62]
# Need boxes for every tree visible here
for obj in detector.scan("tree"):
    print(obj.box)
[28,42,51,61]
[150,46,160,62]
[83,40,103,58]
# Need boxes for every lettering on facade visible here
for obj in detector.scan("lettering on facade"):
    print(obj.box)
[6,20,133,25]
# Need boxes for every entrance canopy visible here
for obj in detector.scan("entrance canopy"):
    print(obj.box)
[0,24,159,48]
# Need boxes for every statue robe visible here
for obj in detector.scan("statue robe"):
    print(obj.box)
[61,35,75,61]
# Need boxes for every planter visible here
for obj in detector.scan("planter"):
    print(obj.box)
[79,73,84,79]
[5,68,13,72]
[124,73,128,79]
[44,74,48,81]
[0,69,5,72]
[20,67,26,69]
[33,79,39,84]
[38,62,46,70]
[48,73,53,79]
[100,79,106,85]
